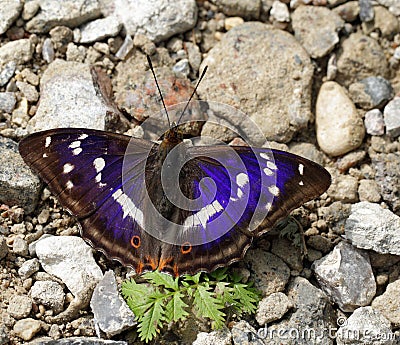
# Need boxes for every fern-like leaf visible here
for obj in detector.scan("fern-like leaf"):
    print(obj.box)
[165,291,189,322]
[193,284,225,329]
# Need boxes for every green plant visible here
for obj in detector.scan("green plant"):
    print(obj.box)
[121,268,261,343]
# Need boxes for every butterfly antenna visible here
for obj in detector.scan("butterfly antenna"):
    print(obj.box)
[146,55,171,129]
[176,65,208,126]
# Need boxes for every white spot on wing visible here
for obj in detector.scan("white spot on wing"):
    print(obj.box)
[268,185,280,196]
[299,180,304,186]
[298,163,304,176]
[236,173,249,188]
[45,136,51,148]
[42,153,48,158]
[237,188,243,198]
[72,148,82,155]
[66,181,74,189]
[63,163,74,174]
[95,173,107,187]
[93,157,105,173]
[69,140,81,149]
[263,167,273,176]
[183,200,224,228]
[78,134,88,140]
[267,161,277,170]
[260,152,271,160]
[112,189,144,227]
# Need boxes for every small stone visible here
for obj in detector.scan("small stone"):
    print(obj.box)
[0,92,16,113]
[333,1,359,22]
[270,1,290,23]
[66,42,86,62]
[173,59,190,77]
[13,318,41,341]
[7,295,32,319]
[327,172,358,202]
[0,235,8,259]
[12,236,29,256]
[193,328,232,345]
[49,26,73,50]
[0,0,23,35]
[79,16,122,44]
[307,235,334,254]
[313,241,376,312]
[11,98,29,126]
[336,150,366,172]
[21,69,39,86]
[383,97,400,137]
[184,42,202,73]
[16,81,39,103]
[42,38,55,63]
[0,61,16,87]
[231,320,265,344]
[0,325,9,345]
[93,42,109,55]
[364,109,385,135]
[30,280,65,314]
[115,35,134,60]
[316,81,365,156]
[18,258,40,279]
[362,5,399,38]
[255,292,291,325]
[371,279,400,326]
[270,237,302,272]
[345,201,400,255]
[0,39,33,66]
[359,0,374,22]
[211,0,260,19]
[224,17,244,30]
[358,180,381,202]
[37,209,50,224]
[22,0,40,21]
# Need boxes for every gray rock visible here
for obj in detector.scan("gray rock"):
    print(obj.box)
[185,41,202,73]
[0,61,16,86]
[345,201,400,255]
[372,152,400,213]
[0,0,23,35]
[18,258,40,279]
[0,39,33,67]
[371,279,400,326]
[7,294,32,319]
[270,237,302,272]
[0,235,8,259]
[35,236,103,297]
[210,0,260,19]
[359,0,374,22]
[26,59,113,132]
[114,0,197,43]
[231,320,264,345]
[25,0,101,33]
[16,81,39,103]
[79,16,122,44]
[316,81,365,156]
[336,307,395,345]
[13,236,29,256]
[13,318,42,341]
[362,6,399,38]
[245,249,290,296]
[333,1,359,22]
[30,280,65,314]
[336,33,389,86]
[0,325,9,345]
[358,180,381,202]
[42,38,55,63]
[327,171,358,203]
[364,109,385,135]
[114,34,133,60]
[90,271,135,337]
[173,58,190,77]
[27,338,128,344]
[0,92,16,113]
[193,328,232,345]
[289,142,325,166]
[0,136,41,213]
[255,292,291,325]
[292,6,344,59]
[336,150,366,172]
[198,22,314,143]
[383,97,400,138]
[376,0,400,16]
[313,241,376,312]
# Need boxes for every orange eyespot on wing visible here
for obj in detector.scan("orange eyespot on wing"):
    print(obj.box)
[181,242,192,254]
[130,235,141,249]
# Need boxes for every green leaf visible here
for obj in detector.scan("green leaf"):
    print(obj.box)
[121,279,154,316]
[193,284,225,329]
[143,271,178,290]
[165,291,189,322]
[232,283,261,314]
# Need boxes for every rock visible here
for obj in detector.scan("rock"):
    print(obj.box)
[376,0,400,16]
[7,295,32,319]
[270,1,289,23]
[30,280,65,314]
[316,81,365,156]
[0,325,9,345]
[364,109,385,135]
[333,1,359,22]
[173,58,190,77]
[0,61,16,86]
[270,237,302,272]
[362,5,399,38]
[11,97,29,126]
[313,241,376,312]
[12,236,29,256]
[255,292,291,325]
[25,0,101,33]
[358,179,381,202]
[49,26,74,50]
[383,97,400,137]
[42,38,55,63]
[65,43,87,62]
[0,92,16,113]
[336,307,395,345]
[35,236,103,297]
[292,6,344,59]
[224,17,245,30]
[193,328,232,345]
[114,34,134,60]
[18,258,40,279]
[26,59,116,132]
[336,150,366,172]
[210,0,260,19]
[0,236,8,259]
[13,318,42,341]
[79,16,122,44]
[90,271,135,337]
[114,0,197,43]
[319,201,352,235]
[0,0,23,35]
[231,320,264,345]
[327,172,358,203]
[198,22,314,143]
[28,338,128,344]
[359,0,374,22]
[0,39,33,67]
[371,279,400,326]
[245,249,290,296]
[289,142,325,166]
[307,235,334,254]
[16,81,39,103]
[345,201,400,255]
[184,42,202,73]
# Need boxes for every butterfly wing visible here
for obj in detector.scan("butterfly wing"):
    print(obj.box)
[18,128,162,273]
[158,145,331,275]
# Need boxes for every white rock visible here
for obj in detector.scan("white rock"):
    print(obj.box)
[79,16,122,43]
[316,81,365,156]
[270,0,290,22]
[383,97,400,137]
[0,0,22,35]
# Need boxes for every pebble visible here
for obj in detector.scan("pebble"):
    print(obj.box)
[18,258,40,279]
[377,0,400,16]
[362,5,399,38]
[336,307,395,345]
[13,236,29,256]
[11,97,29,126]
[37,209,50,224]
[358,179,381,202]
[90,271,136,337]
[115,35,134,60]
[184,42,202,73]
[359,0,374,22]
[29,338,128,344]
[333,1,359,22]
[7,294,32,319]
[0,235,8,259]
[13,318,42,341]
[289,142,325,166]
[30,280,65,314]
[336,150,366,172]
[383,97,400,137]
[211,0,261,19]
[349,76,393,110]
[316,81,365,156]
[327,173,358,203]
[0,39,33,67]
[313,241,376,312]
[79,16,122,44]
[49,26,73,50]
[270,237,302,272]
[25,0,101,33]
[198,22,314,143]
[255,292,291,325]
[22,0,39,21]
[364,109,385,135]
[0,61,16,87]
[16,81,39,103]
[270,1,290,23]
[35,236,103,297]
[0,0,23,35]
[371,279,400,326]
[114,0,197,43]
[193,328,232,345]
[292,6,344,58]
[0,92,16,113]
[345,201,400,255]
[42,38,55,63]
[172,58,190,77]
[231,320,264,344]
[0,325,9,345]
[224,17,244,30]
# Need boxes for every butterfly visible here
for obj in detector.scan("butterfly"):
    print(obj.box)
[18,60,331,276]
